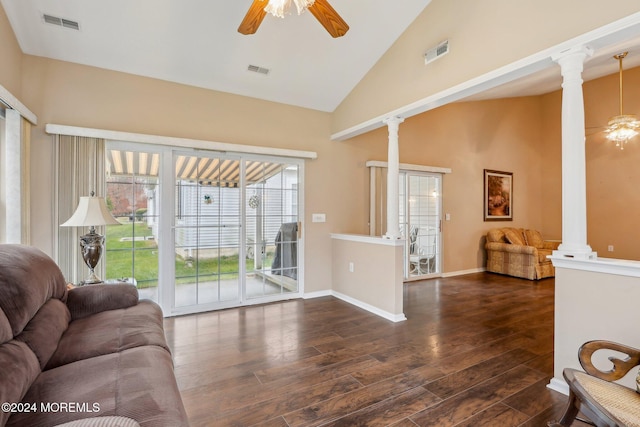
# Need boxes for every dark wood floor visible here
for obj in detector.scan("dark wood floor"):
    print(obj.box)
[164,273,589,427]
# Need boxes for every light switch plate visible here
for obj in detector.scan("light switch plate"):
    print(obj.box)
[312,213,326,223]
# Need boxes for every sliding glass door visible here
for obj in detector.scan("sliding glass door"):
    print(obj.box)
[104,142,303,316]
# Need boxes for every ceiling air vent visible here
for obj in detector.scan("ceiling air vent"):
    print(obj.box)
[43,14,80,30]
[247,64,270,75]
[424,40,449,65]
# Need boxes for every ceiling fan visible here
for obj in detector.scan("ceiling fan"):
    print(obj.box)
[238,0,349,38]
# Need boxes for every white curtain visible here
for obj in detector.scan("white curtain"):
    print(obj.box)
[4,110,31,244]
[55,135,105,284]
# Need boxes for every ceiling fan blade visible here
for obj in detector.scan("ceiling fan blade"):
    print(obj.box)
[308,0,349,38]
[238,0,268,35]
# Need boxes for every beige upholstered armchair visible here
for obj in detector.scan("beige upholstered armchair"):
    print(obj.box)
[485,228,560,280]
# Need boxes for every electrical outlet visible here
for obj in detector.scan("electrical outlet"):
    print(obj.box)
[608,245,614,252]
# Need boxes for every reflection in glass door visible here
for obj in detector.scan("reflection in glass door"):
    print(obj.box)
[401,173,442,279]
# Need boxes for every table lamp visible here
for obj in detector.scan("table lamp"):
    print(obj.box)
[61,191,120,284]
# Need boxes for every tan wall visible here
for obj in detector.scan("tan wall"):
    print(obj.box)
[0,4,22,99]
[351,96,556,273]
[332,0,640,134]
[332,237,404,317]
[554,266,640,390]
[540,90,563,241]
[584,66,640,260]
[17,56,377,294]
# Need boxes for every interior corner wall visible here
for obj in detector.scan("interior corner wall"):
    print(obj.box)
[0,4,22,99]
[332,0,640,134]
[350,96,555,273]
[16,54,376,294]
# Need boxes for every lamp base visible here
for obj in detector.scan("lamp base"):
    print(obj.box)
[79,228,105,285]
[80,272,103,286]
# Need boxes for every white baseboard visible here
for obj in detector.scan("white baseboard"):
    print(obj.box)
[331,291,407,323]
[442,267,486,277]
[303,290,332,299]
[547,377,569,396]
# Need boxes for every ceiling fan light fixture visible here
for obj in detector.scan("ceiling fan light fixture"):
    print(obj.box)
[604,52,640,149]
[264,0,316,18]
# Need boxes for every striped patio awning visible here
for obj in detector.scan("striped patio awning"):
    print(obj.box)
[106,150,287,187]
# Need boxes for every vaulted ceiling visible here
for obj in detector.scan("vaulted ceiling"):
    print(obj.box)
[1,0,432,112]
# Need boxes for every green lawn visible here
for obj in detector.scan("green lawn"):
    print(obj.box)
[105,221,269,288]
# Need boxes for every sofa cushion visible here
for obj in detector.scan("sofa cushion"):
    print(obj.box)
[504,228,525,245]
[16,299,71,369]
[0,244,68,338]
[8,346,188,427]
[525,229,545,248]
[0,309,13,346]
[46,301,169,370]
[486,228,506,243]
[0,341,41,427]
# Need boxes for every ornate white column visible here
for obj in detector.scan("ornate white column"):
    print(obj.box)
[383,116,404,239]
[552,46,597,259]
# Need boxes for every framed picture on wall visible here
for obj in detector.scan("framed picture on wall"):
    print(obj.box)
[484,169,513,221]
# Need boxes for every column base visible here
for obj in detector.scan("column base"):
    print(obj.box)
[553,245,597,260]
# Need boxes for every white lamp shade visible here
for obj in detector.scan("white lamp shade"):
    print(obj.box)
[61,196,120,227]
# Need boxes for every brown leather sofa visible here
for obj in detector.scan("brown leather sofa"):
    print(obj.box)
[0,244,188,427]
[485,228,560,280]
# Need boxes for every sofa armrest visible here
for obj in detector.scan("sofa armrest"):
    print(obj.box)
[542,240,561,250]
[485,242,537,255]
[66,284,139,321]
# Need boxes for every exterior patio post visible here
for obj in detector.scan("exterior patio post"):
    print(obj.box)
[383,116,404,239]
[552,46,597,259]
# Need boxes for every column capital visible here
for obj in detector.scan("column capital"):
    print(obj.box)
[552,45,594,65]
[383,116,405,127]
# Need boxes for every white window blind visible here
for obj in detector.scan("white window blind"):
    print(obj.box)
[54,135,105,284]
